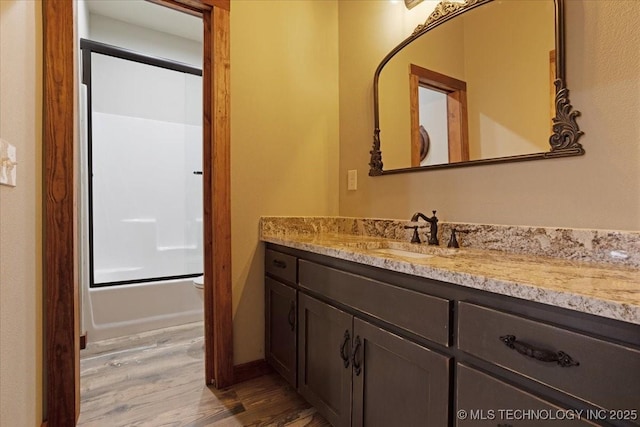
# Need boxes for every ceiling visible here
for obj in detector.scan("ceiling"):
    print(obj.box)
[85,0,202,42]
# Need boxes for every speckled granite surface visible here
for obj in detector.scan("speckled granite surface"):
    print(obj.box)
[260,217,640,325]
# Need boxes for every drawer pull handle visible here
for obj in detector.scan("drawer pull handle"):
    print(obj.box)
[288,302,295,331]
[499,335,579,367]
[352,336,362,376]
[340,330,351,368]
[272,259,287,269]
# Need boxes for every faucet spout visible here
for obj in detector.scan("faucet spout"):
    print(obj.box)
[410,212,429,222]
[409,211,439,245]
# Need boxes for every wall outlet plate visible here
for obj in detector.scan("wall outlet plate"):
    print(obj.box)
[0,138,17,187]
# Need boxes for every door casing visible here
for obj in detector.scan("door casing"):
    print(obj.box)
[42,0,232,425]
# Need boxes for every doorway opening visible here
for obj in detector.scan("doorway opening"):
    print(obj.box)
[78,4,205,341]
[409,63,469,166]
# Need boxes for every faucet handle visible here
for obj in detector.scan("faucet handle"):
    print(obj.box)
[447,228,469,248]
[403,225,424,244]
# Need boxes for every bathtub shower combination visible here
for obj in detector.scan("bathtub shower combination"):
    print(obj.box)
[80,40,205,341]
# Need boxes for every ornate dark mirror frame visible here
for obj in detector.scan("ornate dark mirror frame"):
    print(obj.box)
[369,0,584,176]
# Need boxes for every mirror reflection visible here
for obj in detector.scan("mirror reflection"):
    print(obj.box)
[378,0,557,170]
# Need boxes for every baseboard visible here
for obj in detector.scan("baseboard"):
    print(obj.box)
[233,359,272,384]
[80,333,87,350]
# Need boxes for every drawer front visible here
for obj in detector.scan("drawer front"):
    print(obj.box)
[458,302,640,413]
[265,249,297,284]
[457,364,598,426]
[299,260,450,346]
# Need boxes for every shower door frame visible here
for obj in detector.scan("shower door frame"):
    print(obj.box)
[42,1,233,425]
[81,39,205,288]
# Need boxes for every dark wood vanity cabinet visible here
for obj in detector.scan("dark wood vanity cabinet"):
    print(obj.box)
[265,245,640,427]
[351,317,450,427]
[265,277,297,386]
[297,293,450,427]
[456,364,598,426]
[457,302,640,415]
[298,293,353,427]
[264,249,298,387]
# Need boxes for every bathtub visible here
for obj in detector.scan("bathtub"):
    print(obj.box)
[82,277,203,342]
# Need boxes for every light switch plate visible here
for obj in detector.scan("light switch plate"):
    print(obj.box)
[347,169,357,191]
[0,138,17,187]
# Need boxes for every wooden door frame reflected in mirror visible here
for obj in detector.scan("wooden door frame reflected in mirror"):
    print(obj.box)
[42,0,232,425]
[409,64,469,166]
[369,0,584,176]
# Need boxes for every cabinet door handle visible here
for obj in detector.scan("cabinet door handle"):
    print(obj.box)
[288,302,295,331]
[272,259,287,269]
[351,336,362,376]
[499,335,579,367]
[340,330,350,368]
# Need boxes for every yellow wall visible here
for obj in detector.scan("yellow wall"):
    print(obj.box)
[230,0,339,364]
[463,0,554,159]
[339,0,640,231]
[0,1,43,426]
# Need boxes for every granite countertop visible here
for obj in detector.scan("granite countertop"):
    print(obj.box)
[260,218,640,326]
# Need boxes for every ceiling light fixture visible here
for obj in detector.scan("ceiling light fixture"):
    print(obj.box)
[404,0,425,9]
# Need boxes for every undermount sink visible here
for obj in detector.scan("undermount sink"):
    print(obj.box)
[370,248,435,260]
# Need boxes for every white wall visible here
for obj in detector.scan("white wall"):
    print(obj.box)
[89,13,202,67]
[0,1,43,425]
[419,88,448,166]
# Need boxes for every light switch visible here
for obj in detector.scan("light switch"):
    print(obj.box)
[0,138,17,187]
[347,169,357,191]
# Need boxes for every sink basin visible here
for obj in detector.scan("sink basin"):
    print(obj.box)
[371,248,434,260]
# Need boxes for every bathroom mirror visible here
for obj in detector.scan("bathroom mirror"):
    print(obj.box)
[369,0,584,176]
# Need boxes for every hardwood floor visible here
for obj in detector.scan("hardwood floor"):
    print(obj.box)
[78,322,329,426]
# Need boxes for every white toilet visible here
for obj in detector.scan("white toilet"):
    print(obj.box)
[193,275,204,301]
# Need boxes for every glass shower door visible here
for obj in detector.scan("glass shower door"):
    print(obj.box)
[86,46,203,287]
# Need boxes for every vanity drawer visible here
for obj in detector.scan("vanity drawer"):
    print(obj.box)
[458,302,640,413]
[265,249,297,284]
[457,364,598,426]
[299,260,450,346]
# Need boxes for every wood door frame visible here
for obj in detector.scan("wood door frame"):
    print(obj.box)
[42,0,232,425]
[409,63,469,165]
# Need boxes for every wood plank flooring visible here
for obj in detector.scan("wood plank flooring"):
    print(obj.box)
[78,322,330,426]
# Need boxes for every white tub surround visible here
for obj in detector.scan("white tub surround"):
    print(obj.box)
[84,278,203,342]
[260,217,640,325]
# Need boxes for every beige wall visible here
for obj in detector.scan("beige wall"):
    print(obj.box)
[0,1,43,426]
[339,0,640,231]
[463,0,554,159]
[230,0,339,364]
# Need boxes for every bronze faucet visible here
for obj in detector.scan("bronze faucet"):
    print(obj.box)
[410,210,439,245]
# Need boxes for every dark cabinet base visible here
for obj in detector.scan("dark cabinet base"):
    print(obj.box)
[352,318,449,427]
[265,278,297,387]
[265,244,640,427]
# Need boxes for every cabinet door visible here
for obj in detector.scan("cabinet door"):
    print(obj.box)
[352,318,450,427]
[298,293,353,427]
[457,364,600,426]
[265,277,297,387]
